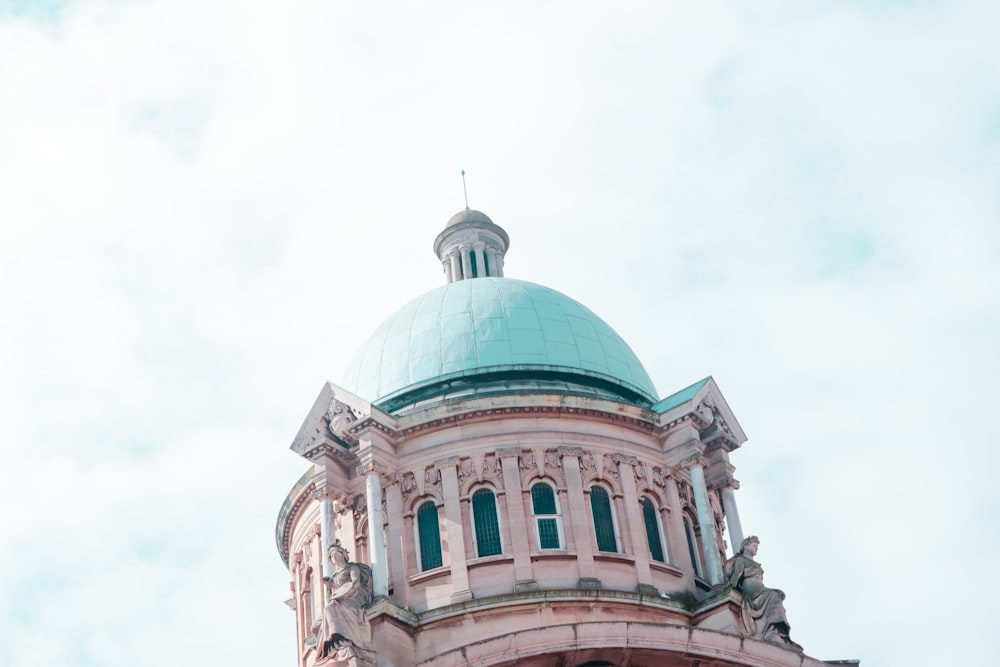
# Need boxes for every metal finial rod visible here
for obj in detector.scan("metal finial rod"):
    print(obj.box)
[461,169,469,210]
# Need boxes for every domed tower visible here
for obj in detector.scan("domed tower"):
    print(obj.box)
[276,209,851,667]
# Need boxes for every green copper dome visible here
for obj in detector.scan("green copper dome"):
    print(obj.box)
[342,278,657,410]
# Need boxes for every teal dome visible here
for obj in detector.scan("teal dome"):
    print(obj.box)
[342,278,657,409]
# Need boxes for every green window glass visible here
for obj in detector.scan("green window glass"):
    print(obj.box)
[642,498,665,563]
[684,516,702,578]
[472,488,502,557]
[417,501,442,571]
[531,482,562,549]
[590,486,618,553]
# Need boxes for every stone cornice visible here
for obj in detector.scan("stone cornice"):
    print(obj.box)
[398,403,658,439]
[346,416,402,441]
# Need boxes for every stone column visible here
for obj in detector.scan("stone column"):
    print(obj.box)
[559,447,598,587]
[437,456,472,602]
[496,253,505,277]
[319,495,336,579]
[384,476,407,606]
[721,485,744,553]
[473,244,486,278]
[449,252,462,283]
[498,447,534,589]
[615,454,654,592]
[459,245,472,281]
[443,259,453,283]
[684,454,723,584]
[361,465,389,597]
[485,249,498,277]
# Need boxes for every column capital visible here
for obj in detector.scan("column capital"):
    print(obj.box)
[612,453,638,466]
[434,455,461,469]
[356,460,387,476]
[310,486,343,502]
[680,453,703,469]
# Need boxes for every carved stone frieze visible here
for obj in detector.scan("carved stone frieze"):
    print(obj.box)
[424,466,441,487]
[651,466,666,488]
[496,446,522,459]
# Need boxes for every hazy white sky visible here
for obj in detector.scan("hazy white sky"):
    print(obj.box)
[1,1,997,665]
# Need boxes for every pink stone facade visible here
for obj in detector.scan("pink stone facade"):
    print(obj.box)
[276,383,842,666]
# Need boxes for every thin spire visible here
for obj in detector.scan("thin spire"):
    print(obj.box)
[461,169,469,210]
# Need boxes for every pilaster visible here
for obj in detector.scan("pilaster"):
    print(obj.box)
[615,453,654,592]
[498,447,534,589]
[559,446,598,586]
[437,456,472,602]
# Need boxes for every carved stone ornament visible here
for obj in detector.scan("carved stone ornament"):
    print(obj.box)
[579,451,597,472]
[676,478,692,505]
[326,395,359,438]
[424,466,441,487]
[352,494,367,521]
[400,471,417,499]
[694,395,716,427]
[543,449,562,472]
[458,457,476,482]
[651,466,666,488]
[602,454,620,480]
[481,454,503,489]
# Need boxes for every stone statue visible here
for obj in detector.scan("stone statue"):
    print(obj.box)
[724,536,802,651]
[316,542,375,664]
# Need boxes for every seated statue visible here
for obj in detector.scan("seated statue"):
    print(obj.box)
[316,542,375,664]
[724,536,802,650]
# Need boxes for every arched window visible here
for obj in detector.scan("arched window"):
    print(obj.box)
[589,485,619,553]
[684,515,703,578]
[416,501,443,571]
[642,497,667,563]
[530,481,563,549]
[471,488,503,557]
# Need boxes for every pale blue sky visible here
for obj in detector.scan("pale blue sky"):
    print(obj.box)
[1,1,997,666]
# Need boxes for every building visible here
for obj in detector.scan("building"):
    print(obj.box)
[275,208,855,667]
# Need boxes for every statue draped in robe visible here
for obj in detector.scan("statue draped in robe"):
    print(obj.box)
[316,542,375,664]
[724,536,802,651]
